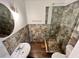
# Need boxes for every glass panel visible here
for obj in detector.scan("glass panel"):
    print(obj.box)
[46,1,79,53]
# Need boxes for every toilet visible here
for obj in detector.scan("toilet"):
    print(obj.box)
[11,43,31,58]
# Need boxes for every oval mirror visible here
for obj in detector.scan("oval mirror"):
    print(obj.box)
[0,3,14,38]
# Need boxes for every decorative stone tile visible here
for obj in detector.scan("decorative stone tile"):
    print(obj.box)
[50,1,79,53]
[46,39,61,53]
[29,24,50,42]
[3,25,29,55]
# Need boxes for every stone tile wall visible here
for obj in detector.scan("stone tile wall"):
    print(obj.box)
[28,24,50,42]
[50,0,79,53]
[3,25,29,55]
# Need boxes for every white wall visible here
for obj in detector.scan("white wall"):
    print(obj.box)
[25,0,78,24]
[25,0,66,24]
[25,0,54,24]
[65,0,78,5]
[0,0,12,6]
[12,0,27,33]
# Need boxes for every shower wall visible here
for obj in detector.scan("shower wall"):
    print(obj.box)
[50,0,79,52]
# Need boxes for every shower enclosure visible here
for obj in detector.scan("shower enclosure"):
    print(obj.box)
[45,0,79,53]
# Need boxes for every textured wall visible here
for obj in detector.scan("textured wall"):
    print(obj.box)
[50,1,79,53]
[29,24,50,42]
[3,25,29,55]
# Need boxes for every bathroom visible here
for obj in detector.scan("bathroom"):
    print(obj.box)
[0,0,79,58]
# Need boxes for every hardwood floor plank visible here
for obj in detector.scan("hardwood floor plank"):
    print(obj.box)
[28,42,51,58]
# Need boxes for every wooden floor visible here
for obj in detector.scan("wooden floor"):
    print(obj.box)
[28,42,52,58]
